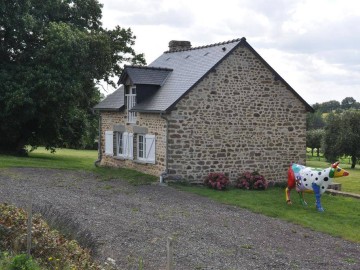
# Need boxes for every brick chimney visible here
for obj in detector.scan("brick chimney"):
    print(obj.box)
[168,40,191,52]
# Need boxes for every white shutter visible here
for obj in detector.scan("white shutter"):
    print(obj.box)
[145,134,155,164]
[128,133,134,160]
[115,132,120,156]
[105,131,113,156]
[122,132,128,158]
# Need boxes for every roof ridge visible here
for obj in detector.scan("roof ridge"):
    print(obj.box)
[163,37,245,54]
[124,65,173,71]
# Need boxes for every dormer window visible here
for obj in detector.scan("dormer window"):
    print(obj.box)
[125,86,136,123]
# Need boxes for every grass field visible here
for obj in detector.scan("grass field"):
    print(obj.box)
[0,147,157,185]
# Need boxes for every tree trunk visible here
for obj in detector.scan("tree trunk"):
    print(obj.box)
[15,138,28,156]
[311,148,314,157]
[351,156,357,169]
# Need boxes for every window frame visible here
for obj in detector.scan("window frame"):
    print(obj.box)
[137,134,146,161]
[136,133,155,164]
[115,131,123,156]
[125,86,137,124]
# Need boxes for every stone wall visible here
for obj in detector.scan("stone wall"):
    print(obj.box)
[166,44,307,183]
[100,111,166,177]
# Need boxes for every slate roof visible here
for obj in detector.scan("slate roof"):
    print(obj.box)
[93,85,124,111]
[131,38,243,112]
[94,37,313,113]
[120,66,172,86]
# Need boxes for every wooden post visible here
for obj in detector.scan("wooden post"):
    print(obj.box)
[26,194,33,257]
[166,237,173,270]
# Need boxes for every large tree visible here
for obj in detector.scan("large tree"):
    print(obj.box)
[341,97,356,110]
[0,0,145,154]
[323,111,360,168]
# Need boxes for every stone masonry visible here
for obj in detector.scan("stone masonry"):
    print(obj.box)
[166,44,307,182]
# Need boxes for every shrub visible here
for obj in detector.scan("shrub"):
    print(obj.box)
[0,252,42,270]
[9,254,41,270]
[0,203,101,270]
[204,173,230,190]
[235,171,268,190]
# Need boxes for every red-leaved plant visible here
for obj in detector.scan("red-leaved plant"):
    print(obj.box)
[235,171,268,190]
[204,173,230,190]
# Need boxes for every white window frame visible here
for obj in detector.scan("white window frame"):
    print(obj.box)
[137,134,155,164]
[126,86,136,124]
[116,132,133,160]
[137,134,146,161]
[115,132,123,156]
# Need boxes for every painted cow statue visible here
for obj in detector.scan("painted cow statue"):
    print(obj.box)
[285,162,349,212]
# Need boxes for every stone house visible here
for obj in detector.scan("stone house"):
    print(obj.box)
[94,37,313,183]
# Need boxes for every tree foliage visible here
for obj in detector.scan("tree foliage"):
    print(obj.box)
[306,129,324,157]
[313,97,360,113]
[306,111,325,130]
[323,111,360,168]
[312,100,341,113]
[0,0,145,153]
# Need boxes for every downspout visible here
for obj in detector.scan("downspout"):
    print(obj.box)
[94,112,102,167]
[160,112,169,183]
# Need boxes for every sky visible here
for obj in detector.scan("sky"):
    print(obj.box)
[98,0,360,105]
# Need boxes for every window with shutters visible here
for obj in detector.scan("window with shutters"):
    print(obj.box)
[137,134,155,164]
[125,86,136,124]
[105,131,133,159]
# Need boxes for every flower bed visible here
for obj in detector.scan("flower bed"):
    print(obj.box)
[204,173,230,190]
[235,171,268,190]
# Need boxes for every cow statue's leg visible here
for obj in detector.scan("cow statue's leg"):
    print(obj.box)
[312,182,324,212]
[297,191,308,206]
[286,165,295,204]
[285,187,292,204]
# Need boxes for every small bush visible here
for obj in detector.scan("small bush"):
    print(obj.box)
[9,254,41,270]
[204,173,230,190]
[235,171,268,190]
[0,253,42,270]
[0,203,101,270]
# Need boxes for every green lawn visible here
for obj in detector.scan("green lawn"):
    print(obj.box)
[0,147,157,185]
[0,147,97,170]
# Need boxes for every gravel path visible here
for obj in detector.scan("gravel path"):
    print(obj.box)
[0,167,359,270]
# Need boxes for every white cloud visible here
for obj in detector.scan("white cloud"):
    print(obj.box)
[98,0,360,104]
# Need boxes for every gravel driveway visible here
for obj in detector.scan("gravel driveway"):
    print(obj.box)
[0,167,359,270]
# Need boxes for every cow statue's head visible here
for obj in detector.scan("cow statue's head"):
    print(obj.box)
[330,162,349,178]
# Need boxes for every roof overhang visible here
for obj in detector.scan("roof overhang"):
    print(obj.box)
[119,65,173,86]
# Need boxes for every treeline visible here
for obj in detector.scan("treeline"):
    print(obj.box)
[312,97,360,113]
[306,97,360,168]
